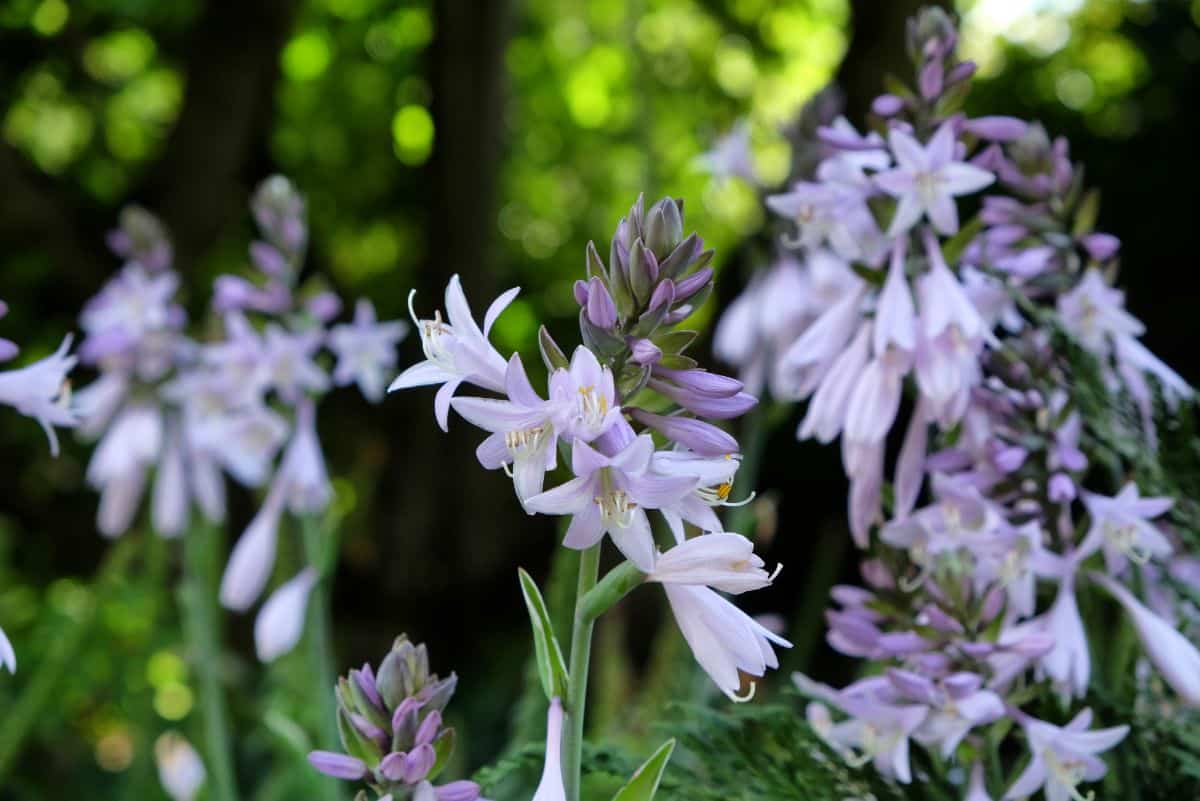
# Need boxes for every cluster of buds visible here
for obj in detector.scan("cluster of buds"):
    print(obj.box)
[308,636,485,801]
[390,195,789,703]
[73,176,408,662]
[708,5,1200,800]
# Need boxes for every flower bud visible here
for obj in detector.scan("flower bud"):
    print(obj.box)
[674,267,713,302]
[629,338,662,366]
[630,409,738,456]
[647,279,676,313]
[965,116,1028,142]
[644,197,683,259]
[627,239,658,305]
[872,93,904,117]
[584,277,617,329]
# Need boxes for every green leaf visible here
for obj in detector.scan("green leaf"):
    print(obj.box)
[539,325,570,371]
[610,739,675,801]
[518,568,570,700]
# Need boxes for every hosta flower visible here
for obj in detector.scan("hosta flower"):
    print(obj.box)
[1079,483,1172,575]
[873,123,994,235]
[647,533,775,594]
[665,583,790,701]
[886,669,1004,758]
[328,298,408,403]
[530,698,567,801]
[277,398,331,514]
[1056,269,1143,356]
[261,324,330,404]
[0,334,77,455]
[649,450,744,539]
[86,402,163,537]
[255,568,318,662]
[220,478,287,611]
[1004,709,1127,801]
[388,275,519,430]
[525,435,696,570]
[1036,576,1090,701]
[547,347,622,442]
[693,121,756,185]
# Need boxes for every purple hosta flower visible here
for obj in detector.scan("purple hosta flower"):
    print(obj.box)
[220,477,287,611]
[262,324,329,404]
[647,367,757,420]
[873,122,994,235]
[524,435,696,570]
[152,421,189,537]
[0,333,77,455]
[886,669,1004,758]
[694,121,757,185]
[767,182,886,265]
[308,751,368,781]
[1004,709,1127,801]
[85,402,163,537]
[453,355,558,505]
[154,732,206,801]
[1078,483,1172,575]
[777,282,868,403]
[647,533,776,593]
[1114,334,1193,439]
[252,175,307,256]
[388,275,519,430]
[1091,571,1200,706]
[798,675,926,783]
[663,583,791,701]
[530,698,567,801]
[207,404,290,488]
[631,410,738,457]
[255,567,318,662]
[278,398,332,514]
[80,265,184,378]
[1056,269,1143,357]
[650,450,744,540]
[1036,575,1090,701]
[328,299,408,403]
[212,274,292,315]
[796,323,871,442]
[547,347,622,442]
[0,623,14,673]
[202,312,271,406]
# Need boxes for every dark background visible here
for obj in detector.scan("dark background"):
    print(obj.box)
[0,0,1197,797]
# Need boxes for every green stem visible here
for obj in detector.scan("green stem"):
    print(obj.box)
[579,560,644,622]
[301,515,345,801]
[0,534,137,780]
[181,520,240,801]
[563,544,601,801]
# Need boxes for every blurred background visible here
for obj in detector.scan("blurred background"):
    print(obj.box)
[0,0,1198,798]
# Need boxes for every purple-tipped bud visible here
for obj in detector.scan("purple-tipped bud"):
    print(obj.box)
[980,585,1006,622]
[629,338,662,366]
[351,713,388,746]
[674,267,713,302]
[250,241,289,277]
[585,277,617,329]
[306,291,343,323]
[1048,472,1076,503]
[653,367,742,398]
[992,445,1028,474]
[661,304,694,326]
[630,409,738,456]
[887,668,937,704]
[401,743,436,783]
[573,279,590,307]
[958,642,995,659]
[965,116,1029,142]
[1081,232,1120,261]
[946,60,977,85]
[919,604,964,634]
[435,781,483,801]
[648,381,757,419]
[353,664,383,709]
[414,710,442,747]
[213,276,258,313]
[871,93,904,117]
[943,672,984,699]
[919,59,944,100]
[860,558,895,590]
[308,751,368,780]
[877,631,931,656]
[648,279,676,312]
[392,696,422,734]
[380,751,407,782]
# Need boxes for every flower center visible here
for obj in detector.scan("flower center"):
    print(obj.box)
[419,311,456,368]
[1104,521,1150,564]
[595,489,636,528]
[576,385,609,429]
[1045,749,1094,801]
[505,424,549,459]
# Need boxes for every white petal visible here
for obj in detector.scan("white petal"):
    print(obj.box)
[255,568,318,662]
[484,287,521,336]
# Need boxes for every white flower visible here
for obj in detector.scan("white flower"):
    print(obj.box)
[152,421,189,537]
[278,399,331,515]
[531,698,567,801]
[388,275,518,431]
[663,583,791,701]
[86,402,163,537]
[262,324,330,404]
[0,622,15,673]
[1079,483,1172,575]
[220,478,287,611]
[155,732,206,801]
[0,335,77,455]
[1004,708,1127,801]
[648,532,777,594]
[1056,269,1143,356]
[255,567,318,662]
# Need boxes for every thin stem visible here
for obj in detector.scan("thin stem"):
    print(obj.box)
[562,544,601,801]
[301,515,345,801]
[0,534,137,780]
[181,519,240,801]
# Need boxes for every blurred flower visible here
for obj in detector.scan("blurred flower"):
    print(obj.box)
[1005,709,1127,801]
[255,567,318,662]
[0,333,77,455]
[155,732,205,801]
[329,298,408,403]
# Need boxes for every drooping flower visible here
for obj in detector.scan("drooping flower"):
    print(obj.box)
[664,583,791,701]
[388,275,519,430]
[647,533,776,594]
[155,732,206,801]
[873,123,994,235]
[220,478,287,611]
[255,567,319,662]
[531,698,567,801]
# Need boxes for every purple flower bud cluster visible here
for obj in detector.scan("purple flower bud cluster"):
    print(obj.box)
[389,195,791,701]
[706,6,1200,799]
[308,635,487,801]
[74,176,408,662]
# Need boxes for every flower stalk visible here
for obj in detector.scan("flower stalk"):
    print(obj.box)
[580,560,645,622]
[563,543,601,801]
[180,520,240,801]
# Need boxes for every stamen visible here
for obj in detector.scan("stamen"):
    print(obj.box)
[731,680,757,704]
[768,563,784,582]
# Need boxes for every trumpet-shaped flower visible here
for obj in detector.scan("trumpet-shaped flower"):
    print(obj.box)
[389,275,519,430]
[1037,576,1090,701]
[649,450,744,539]
[278,399,332,514]
[874,123,994,235]
[86,402,163,537]
[262,324,330,404]
[547,347,622,442]
[453,355,559,506]
[0,335,78,455]
[648,532,776,593]
[1079,483,1172,574]
[664,583,791,700]
[1004,709,1127,801]
[1091,571,1200,706]
[1056,269,1143,356]
[531,698,567,801]
[328,298,408,403]
[525,435,696,570]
